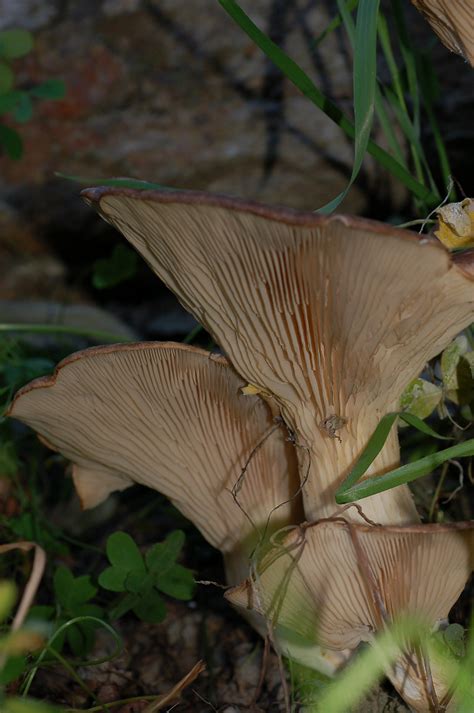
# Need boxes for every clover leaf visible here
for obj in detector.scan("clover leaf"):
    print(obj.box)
[99,531,195,624]
[52,566,104,656]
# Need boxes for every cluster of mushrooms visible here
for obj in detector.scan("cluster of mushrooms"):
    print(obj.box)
[8,188,474,712]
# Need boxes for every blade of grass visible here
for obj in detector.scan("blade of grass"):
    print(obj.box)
[390,0,425,191]
[416,53,455,199]
[55,173,174,191]
[0,323,131,343]
[317,617,428,713]
[312,0,359,47]
[337,439,474,502]
[335,410,455,502]
[335,2,406,167]
[218,0,438,206]
[378,11,439,204]
[319,0,381,212]
[382,84,438,194]
[336,0,406,167]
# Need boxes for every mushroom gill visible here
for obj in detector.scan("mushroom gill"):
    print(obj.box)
[410,0,474,66]
[226,519,474,712]
[82,188,474,525]
[7,341,301,585]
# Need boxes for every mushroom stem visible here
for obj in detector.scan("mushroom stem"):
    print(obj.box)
[294,412,419,524]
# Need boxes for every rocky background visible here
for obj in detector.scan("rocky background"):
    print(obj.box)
[1,0,473,317]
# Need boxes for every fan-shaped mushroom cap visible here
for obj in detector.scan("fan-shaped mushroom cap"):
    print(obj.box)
[411,0,474,66]
[8,342,301,582]
[226,519,473,711]
[82,188,474,524]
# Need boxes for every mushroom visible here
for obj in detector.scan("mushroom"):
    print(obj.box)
[81,188,474,525]
[410,1,474,66]
[7,341,301,585]
[8,340,350,676]
[226,519,474,712]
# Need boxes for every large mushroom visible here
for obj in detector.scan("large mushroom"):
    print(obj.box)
[226,519,474,712]
[81,188,474,526]
[7,342,301,584]
[8,341,351,676]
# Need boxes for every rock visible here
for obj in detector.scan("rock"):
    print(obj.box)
[0,0,425,257]
[0,0,59,30]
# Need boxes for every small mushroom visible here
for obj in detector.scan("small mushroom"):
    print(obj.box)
[7,341,301,584]
[410,1,474,66]
[82,188,474,525]
[226,519,474,711]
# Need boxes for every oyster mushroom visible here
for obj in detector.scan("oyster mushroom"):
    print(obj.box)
[8,341,350,675]
[81,188,474,525]
[7,341,301,584]
[226,519,474,712]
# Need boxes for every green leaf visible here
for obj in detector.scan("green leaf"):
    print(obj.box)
[0,655,27,684]
[13,93,32,123]
[0,30,33,59]
[156,564,195,601]
[108,591,139,620]
[318,0,380,213]
[335,410,454,503]
[313,0,359,47]
[218,0,437,207]
[316,617,428,713]
[441,336,469,391]
[337,438,474,502]
[54,566,97,609]
[56,172,172,190]
[92,244,138,289]
[0,581,16,622]
[445,353,474,405]
[146,530,185,577]
[124,568,152,595]
[30,79,65,100]
[64,605,103,656]
[98,566,128,593]
[53,566,74,606]
[132,590,166,623]
[442,623,466,658]
[99,531,146,592]
[0,61,14,93]
[105,531,145,572]
[399,378,442,421]
[0,124,23,159]
[0,90,22,114]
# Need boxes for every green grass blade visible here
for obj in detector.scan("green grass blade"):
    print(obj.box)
[317,617,427,713]
[312,0,359,47]
[338,3,404,162]
[320,0,381,212]
[416,54,454,198]
[218,0,438,206]
[337,438,474,502]
[55,173,173,191]
[378,10,440,205]
[382,85,437,191]
[336,3,405,166]
[335,410,452,500]
[0,323,131,344]
[390,0,425,188]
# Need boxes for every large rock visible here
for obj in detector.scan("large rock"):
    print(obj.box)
[0,0,399,232]
[0,1,471,278]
